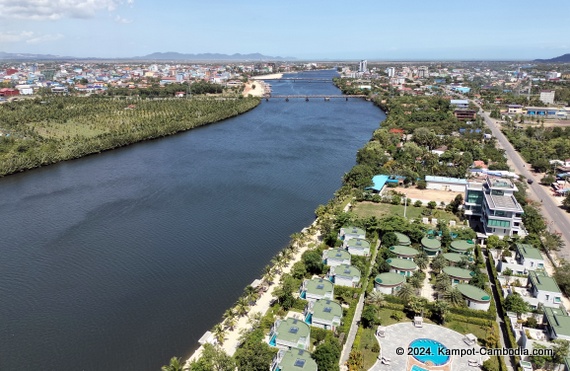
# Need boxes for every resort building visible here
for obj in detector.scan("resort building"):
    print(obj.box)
[386,258,418,277]
[345,238,370,256]
[443,266,475,285]
[269,318,311,350]
[394,232,411,246]
[464,177,526,240]
[421,236,441,256]
[322,248,351,267]
[388,245,419,260]
[329,264,361,287]
[300,278,334,302]
[374,272,406,294]
[456,284,491,311]
[527,271,563,309]
[339,226,365,242]
[449,240,475,255]
[270,348,318,371]
[304,299,342,331]
[543,307,570,341]
[515,243,545,271]
[442,252,473,266]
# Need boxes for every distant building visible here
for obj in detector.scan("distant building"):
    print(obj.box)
[269,318,311,350]
[450,99,469,109]
[271,348,318,371]
[539,90,555,105]
[386,67,396,77]
[417,66,429,78]
[358,60,368,73]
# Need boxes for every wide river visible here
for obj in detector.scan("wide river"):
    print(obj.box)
[0,70,385,370]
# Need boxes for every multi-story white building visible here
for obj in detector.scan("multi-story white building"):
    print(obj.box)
[539,90,555,105]
[358,60,368,73]
[464,177,526,240]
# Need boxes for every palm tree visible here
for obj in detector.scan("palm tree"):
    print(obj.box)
[434,273,451,293]
[408,275,423,290]
[247,312,263,328]
[432,300,450,325]
[406,296,426,316]
[225,316,237,331]
[366,290,386,308]
[212,323,226,345]
[444,286,464,307]
[431,254,448,274]
[414,254,428,271]
[290,232,304,252]
[161,356,187,371]
[397,283,415,303]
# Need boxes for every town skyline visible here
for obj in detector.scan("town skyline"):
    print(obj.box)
[0,0,569,60]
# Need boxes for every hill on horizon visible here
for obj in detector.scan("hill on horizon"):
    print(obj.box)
[0,51,295,61]
[534,53,570,63]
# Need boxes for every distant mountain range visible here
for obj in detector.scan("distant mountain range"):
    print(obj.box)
[534,53,570,63]
[0,51,295,61]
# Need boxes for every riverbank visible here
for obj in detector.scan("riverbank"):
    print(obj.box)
[0,96,260,177]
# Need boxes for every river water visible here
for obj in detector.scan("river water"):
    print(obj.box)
[0,70,385,370]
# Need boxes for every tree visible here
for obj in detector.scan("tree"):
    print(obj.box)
[312,337,341,371]
[504,293,530,318]
[414,255,428,271]
[523,205,546,235]
[406,296,427,316]
[302,249,325,275]
[554,261,570,297]
[346,350,364,371]
[162,357,187,371]
[190,344,235,371]
[366,291,386,308]
[432,300,450,324]
[431,254,448,274]
[427,201,437,210]
[273,274,297,310]
[551,339,570,368]
[234,329,278,371]
[443,287,464,307]
[434,273,451,293]
[361,304,379,328]
[396,283,415,303]
[212,323,225,345]
[381,231,399,248]
[413,127,438,150]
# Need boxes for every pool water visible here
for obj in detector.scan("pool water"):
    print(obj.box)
[269,335,276,347]
[305,313,312,325]
[411,366,428,371]
[408,338,450,366]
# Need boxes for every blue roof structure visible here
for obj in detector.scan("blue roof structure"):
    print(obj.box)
[425,175,467,185]
[367,174,402,192]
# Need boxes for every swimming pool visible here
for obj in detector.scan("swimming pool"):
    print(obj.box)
[408,338,450,366]
[410,365,428,371]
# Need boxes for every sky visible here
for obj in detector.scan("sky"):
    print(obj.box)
[0,0,569,60]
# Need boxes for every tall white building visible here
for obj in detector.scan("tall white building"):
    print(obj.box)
[386,67,396,77]
[418,66,429,78]
[358,60,368,73]
[464,177,526,240]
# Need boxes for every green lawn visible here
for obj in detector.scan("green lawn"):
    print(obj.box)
[352,201,460,222]
[444,320,489,341]
[357,327,380,370]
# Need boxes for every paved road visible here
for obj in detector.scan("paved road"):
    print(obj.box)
[479,109,570,260]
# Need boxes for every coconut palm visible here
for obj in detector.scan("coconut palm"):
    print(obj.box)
[432,300,450,325]
[434,273,451,293]
[396,283,415,303]
[444,286,465,307]
[414,255,428,271]
[212,323,226,345]
[366,290,386,308]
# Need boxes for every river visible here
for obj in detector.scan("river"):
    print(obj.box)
[0,70,385,370]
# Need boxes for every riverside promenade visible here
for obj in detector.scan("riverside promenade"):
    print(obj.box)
[185,222,321,366]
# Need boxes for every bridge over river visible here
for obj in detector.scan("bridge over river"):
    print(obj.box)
[264,95,368,101]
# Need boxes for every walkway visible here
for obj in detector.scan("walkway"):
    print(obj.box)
[369,322,489,371]
[420,272,435,302]
[339,239,381,368]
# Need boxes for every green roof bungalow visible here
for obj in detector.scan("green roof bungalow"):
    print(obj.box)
[300,278,334,302]
[271,348,318,371]
[269,318,311,350]
[456,284,491,311]
[374,272,406,294]
[388,245,419,260]
[544,307,570,341]
[449,240,475,254]
[421,236,441,256]
[339,226,365,242]
[345,238,370,256]
[442,252,473,266]
[443,266,475,285]
[515,243,544,271]
[322,248,351,267]
[528,271,562,308]
[304,299,342,331]
[386,258,418,277]
[329,264,361,287]
[394,232,411,246]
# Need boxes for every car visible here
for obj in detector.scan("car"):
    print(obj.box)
[527,179,534,184]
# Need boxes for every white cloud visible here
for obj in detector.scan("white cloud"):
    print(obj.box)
[114,15,132,24]
[0,30,63,43]
[0,0,134,20]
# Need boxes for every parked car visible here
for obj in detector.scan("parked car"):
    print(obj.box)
[527,179,534,184]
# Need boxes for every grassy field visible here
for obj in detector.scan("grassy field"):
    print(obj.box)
[352,201,460,222]
[357,327,380,370]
